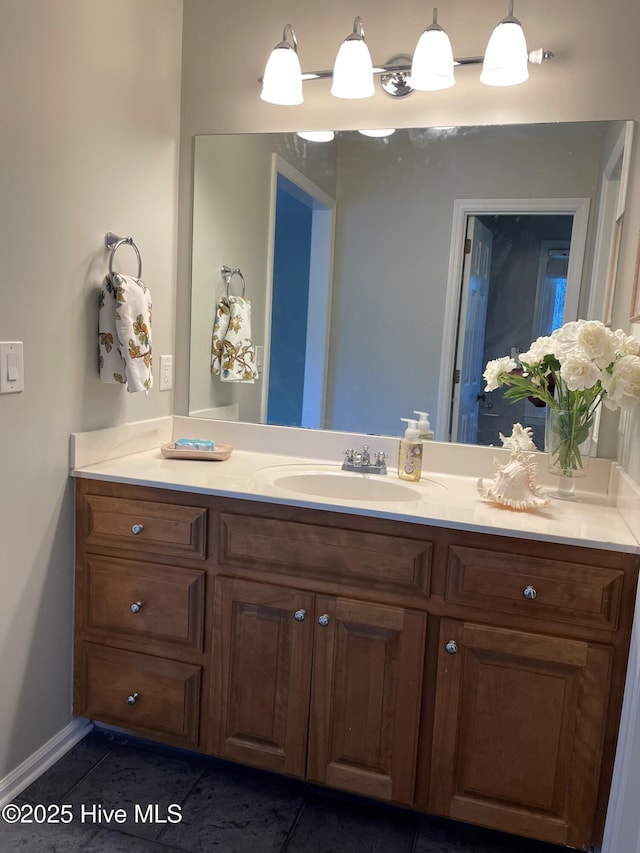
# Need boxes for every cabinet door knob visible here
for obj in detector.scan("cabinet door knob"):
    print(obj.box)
[127,692,139,705]
[318,614,330,627]
[445,640,458,654]
[294,609,306,622]
[131,523,144,535]
[523,585,537,600]
[130,601,142,614]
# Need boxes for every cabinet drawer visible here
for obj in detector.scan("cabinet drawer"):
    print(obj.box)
[446,545,623,630]
[84,556,204,651]
[79,644,201,745]
[219,513,432,596]
[83,495,207,558]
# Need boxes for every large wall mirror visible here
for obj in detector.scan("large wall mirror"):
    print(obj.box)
[189,120,632,447]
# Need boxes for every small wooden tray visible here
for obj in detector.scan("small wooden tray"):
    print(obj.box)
[160,442,233,462]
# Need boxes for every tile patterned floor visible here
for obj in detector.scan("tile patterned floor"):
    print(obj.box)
[3,729,570,852]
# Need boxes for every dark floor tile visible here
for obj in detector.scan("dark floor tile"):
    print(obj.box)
[160,763,305,853]
[0,799,97,852]
[79,828,184,852]
[285,792,417,853]
[21,731,115,806]
[414,815,566,853]
[62,744,203,842]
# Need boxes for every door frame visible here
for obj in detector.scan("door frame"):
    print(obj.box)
[261,155,336,426]
[436,197,591,441]
[587,120,634,324]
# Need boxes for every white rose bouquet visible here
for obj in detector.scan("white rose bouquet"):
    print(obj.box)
[483,320,640,475]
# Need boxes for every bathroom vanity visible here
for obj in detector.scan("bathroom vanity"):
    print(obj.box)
[71,424,640,851]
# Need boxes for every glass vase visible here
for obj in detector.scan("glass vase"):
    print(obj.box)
[545,406,595,499]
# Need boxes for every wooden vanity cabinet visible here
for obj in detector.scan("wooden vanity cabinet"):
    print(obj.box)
[420,533,636,850]
[211,576,426,805]
[73,478,639,850]
[429,619,612,847]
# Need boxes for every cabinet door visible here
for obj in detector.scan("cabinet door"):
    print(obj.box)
[210,577,314,778]
[429,619,612,848]
[308,597,426,805]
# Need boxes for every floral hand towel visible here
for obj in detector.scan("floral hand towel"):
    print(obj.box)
[211,295,258,383]
[98,274,153,393]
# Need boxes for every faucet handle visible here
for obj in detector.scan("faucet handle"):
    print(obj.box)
[375,450,387,464]
[344,448,354,463]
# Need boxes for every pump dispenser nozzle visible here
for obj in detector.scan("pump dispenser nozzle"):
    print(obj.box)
[413,411,434,440]
[400,417,420,438]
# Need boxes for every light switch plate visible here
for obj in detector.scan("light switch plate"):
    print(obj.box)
[159,354,173,391]
[0,342,24,393]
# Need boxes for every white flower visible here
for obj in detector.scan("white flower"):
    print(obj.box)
[550,319,586,360]
[519,335,554,367]
[612,329,640,357]
[575,321,617,369]
[558,349,602,391]
[601,354,640,410]
[483,356,517,392]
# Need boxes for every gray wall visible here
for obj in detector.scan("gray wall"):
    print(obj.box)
[326,128,603,436]
[0,0,183,779]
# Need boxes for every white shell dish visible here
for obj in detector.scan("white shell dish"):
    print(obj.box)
[477,449,550,511]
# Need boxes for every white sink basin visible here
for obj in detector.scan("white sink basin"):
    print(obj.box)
[252,465,448,504]
[273,471,422,502]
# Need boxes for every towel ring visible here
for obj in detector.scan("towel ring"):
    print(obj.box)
[105,232,142,279]
[221,265,246,297]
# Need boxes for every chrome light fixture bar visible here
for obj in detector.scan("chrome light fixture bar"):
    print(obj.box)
[260,3,554,105]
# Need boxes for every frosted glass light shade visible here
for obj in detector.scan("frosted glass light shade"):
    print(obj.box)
[261,45,304,105]
[331,38,375,99]
[480,19,529,86]
[411,26,455,90]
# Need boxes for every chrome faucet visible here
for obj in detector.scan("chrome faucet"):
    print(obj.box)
[342,445,387,475]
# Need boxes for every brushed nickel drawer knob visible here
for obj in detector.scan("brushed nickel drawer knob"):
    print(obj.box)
[127,692,139,705]
[445,640,458,654]
[294,609,306,622]
[130,601,142,614]
[318,614,330,627]
[131,523,144,535]
[523,585,537,600]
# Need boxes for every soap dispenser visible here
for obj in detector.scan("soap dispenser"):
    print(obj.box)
[398,419,423,482]
[414,411,434,441]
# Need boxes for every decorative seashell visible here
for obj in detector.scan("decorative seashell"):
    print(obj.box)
[477,449,550,510]
[499,422,537,451]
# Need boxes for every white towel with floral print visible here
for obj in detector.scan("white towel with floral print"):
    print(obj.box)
[98,274,153,393]
[211,295,258,383]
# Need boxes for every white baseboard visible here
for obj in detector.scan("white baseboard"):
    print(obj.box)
[0,718,93,807]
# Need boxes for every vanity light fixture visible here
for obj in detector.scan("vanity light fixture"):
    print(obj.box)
[259,3,553,104]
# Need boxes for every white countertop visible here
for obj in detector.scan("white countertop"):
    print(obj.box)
[71,420,640,554]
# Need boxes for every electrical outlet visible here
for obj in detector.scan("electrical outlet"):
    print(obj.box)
[159,355,173,391]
